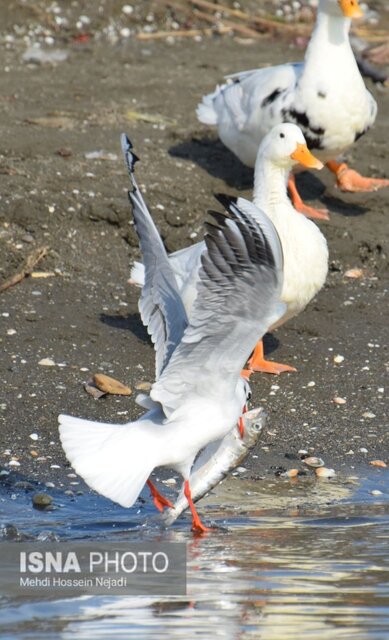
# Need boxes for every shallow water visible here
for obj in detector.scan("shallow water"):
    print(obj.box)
[0,469,388,639]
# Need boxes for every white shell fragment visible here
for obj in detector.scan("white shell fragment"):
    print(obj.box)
[38,358,56,366]
[333,397,347,405]
[334,354,344,364]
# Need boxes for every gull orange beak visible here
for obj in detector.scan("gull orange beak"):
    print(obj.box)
[338,0,363,18]
[290,143,323,170]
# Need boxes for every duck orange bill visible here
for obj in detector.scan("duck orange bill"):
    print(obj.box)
[290,143,323,170]
[338,0,363,18]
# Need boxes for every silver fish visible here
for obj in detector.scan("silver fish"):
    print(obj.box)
[162,406,266,526]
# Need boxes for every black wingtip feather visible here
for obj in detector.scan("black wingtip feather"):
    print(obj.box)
[121,132,140,175]
[214,193,238,209]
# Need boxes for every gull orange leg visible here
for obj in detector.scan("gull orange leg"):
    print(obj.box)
[247,339,297,375]
[147,479,174,512]
[326,160,389,192]
[288,174,330,221]
[184,480,211,534]
[238,404,248,439]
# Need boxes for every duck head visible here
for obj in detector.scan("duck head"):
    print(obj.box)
[259,123,324,171]
[320,0,363,19]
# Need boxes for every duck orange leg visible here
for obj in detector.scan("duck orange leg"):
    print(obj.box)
[288,174,330,220]
[326,160,389,192]
[147,479,174,512]
[247,339,297,375]
[184,480,211,534]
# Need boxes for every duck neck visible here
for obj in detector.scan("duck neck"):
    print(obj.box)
[253,156,290,216]
[302,5,355,78]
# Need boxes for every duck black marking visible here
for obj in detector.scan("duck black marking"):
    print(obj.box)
[261,88,283,108]
[354,128,367,142]
[282,107,325,150]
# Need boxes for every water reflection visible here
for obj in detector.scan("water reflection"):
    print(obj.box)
[0,470,388,639]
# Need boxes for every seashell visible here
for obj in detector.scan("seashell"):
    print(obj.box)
[333,397,346,405]
[303,456,325,468]
[315,467,336,478]
[369,460,387,468]
[93,373,132,396]
[344,268,363,279]
[282,468,300,478]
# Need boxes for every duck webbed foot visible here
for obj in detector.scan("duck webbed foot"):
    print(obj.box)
[287,175,330,220]
[327,160,389,192]
[247,339,297,376]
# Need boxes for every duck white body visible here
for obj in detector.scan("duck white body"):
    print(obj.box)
[197,0,376,168]
[131,124,328,332]
[252,125,328,328]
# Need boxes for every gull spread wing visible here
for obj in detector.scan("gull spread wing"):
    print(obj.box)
[151,197,286,418]
[121,134,188,379]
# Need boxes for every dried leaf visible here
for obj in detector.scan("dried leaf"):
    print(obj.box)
[93,373,132,396]
[24,116,76,129]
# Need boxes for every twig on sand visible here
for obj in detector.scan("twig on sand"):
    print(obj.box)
[137,25,230,39]
[0,246,50,293]
[192,9,262,38]
[189,0,309,33]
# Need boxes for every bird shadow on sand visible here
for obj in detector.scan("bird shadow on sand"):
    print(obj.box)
[169,134,368,217]
[169,134,254,190]
[100,312,149,344]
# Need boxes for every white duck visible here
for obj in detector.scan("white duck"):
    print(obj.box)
[131,124,328,374]
[59,135,284,533]
[197,0,389,220]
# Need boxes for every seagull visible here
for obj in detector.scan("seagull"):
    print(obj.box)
[197,0,389,220]
[131,124,328,375]
[58,135,285,533]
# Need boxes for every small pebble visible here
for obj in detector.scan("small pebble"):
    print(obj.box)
[370,489,383,496]
[369,460,387,468]
[6,329,16,336]
[307,381,315,387]
[333,397,346,405]
[334,355,344,364]
[236,466,247,474]
[30,450,38,457]
[362,411,376,419]
[32,493,53,508]
[162,478,177,485]
[8,460,20,467]
[29,433,39,441]
[45,482,55,488]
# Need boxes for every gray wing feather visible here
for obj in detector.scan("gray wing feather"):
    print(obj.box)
[121,134,188,379]
[151,198,286,418]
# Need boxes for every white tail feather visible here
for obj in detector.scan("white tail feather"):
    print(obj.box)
[58,414,158,508]
[196,89,220,126]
